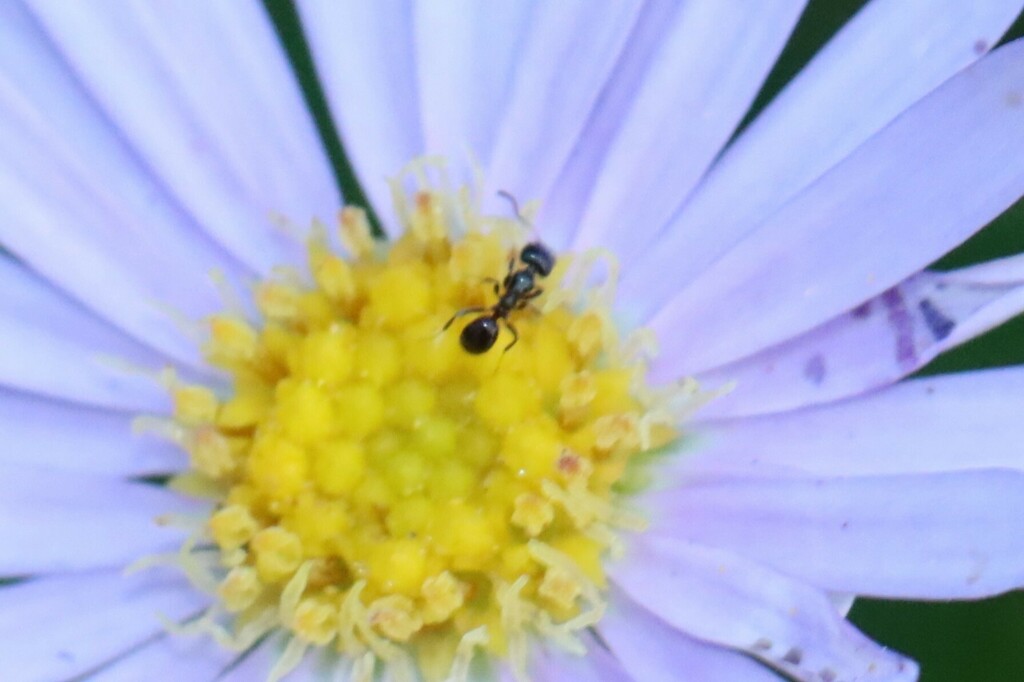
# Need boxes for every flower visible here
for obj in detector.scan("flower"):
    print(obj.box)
[2,2,1024,682]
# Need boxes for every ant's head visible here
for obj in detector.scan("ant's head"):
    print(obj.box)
[520,242,555,278]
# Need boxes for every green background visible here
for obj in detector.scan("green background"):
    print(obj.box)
[261,1,1024,679]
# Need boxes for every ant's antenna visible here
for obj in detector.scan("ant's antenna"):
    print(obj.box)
[497,190,528,226]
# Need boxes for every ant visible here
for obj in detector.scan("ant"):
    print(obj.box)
[443,241,556,354]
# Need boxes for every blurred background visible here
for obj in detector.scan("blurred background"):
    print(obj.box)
[259,1,1024,679]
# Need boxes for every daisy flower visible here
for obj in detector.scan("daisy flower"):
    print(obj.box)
[2,1,1024,681]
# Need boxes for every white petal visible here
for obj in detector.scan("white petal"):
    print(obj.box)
[299,0,420,233]
[89,633,233,682]
[0,465,206,574]
[0,570,207,682]
[623,0,1023,311]
[681,368,1024,478]
[485,1,643,208]
[0,258,171,412]
[602,587,784,681]
[694,255,1024,418]
[0,389,182,476]
[26,0,339,272]
[610,537,918,682]
[568,0,806,265]
[645,37,1024,376]
[644,470,1024,599]
[413,1,532,184]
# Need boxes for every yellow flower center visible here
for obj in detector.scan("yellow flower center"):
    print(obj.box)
[146,164,685,682]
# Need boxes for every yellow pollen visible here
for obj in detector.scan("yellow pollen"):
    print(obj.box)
[369,595,423,642]
[172,384,219,425]
[420,571,466,624]
[538,565,582,611]
[219,566,262,612]
[511,493,555,537]
[154,161,693,682]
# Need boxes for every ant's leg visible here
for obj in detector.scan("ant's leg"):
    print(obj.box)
[443,306,488,331]
[502,254,516,288]
[480,277,502,297]
[503,319,520,352]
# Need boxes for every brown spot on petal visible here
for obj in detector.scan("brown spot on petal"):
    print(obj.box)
[1007,91,1023,108]
[782,647,804,665]
[974,39,989,55]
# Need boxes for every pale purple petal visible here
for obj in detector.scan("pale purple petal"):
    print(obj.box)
[217,634,336,682]
[694,255,1024,418]
[88,633,233,682]
[484,1,643,209]
[0,570,207,682]
[601,587,784,681]
[0,258,172,411]
[644,37,1024,376]
[643,470,1024,599]
[610,536,918,682]
[413,1,532,184]
[26,0,338,272]
[538,0,681,250]
[216,634,283,682]
[0,389,183,476]
[0,4,245,367]
[623,0,1023,311]
[529,637,631,682]
[680,368,1024,478]
[0,465,207,574]
[298,0,420,233]
[568,0,806,266]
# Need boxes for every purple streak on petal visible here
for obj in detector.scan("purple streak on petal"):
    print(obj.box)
[646,38,1024,377]
[0,570,208,682]
[609,537,918,682]
[601,587,785,681]
[690,255,1024,419]
[917,297,956,341]
[622,0,1024,319]
[881,287,917,367]
[643,469,1024,599]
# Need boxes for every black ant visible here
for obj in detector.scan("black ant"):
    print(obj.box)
[443,241,556,354]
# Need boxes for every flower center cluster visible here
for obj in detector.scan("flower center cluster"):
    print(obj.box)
[153,170,678,682]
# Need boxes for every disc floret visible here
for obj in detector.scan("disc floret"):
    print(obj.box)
[152,165,684,681]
